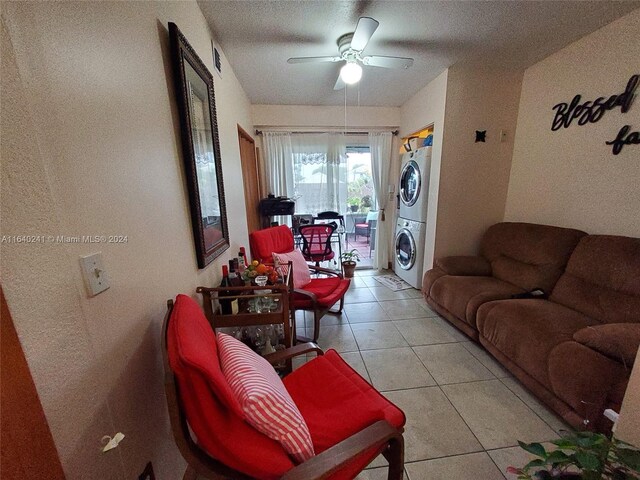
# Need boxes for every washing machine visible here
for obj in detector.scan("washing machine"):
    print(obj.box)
[399,146,432,222]
[394,217,426,289]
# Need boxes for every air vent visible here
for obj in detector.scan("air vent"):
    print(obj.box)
[211,40,222,78]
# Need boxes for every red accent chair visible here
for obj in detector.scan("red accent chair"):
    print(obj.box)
[163,295,405,480]
[250,225,350,342]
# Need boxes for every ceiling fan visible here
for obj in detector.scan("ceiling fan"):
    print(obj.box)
[287,17,414,90]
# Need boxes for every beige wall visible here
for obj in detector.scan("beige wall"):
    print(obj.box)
[399,65,522,272]
[435,64,523,260]
[400,70,448,271]
[505,9,640,236]
[252,104,400,129]
[1,1,252,478]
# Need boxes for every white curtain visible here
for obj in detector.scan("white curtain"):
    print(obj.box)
[369,131,393,270]
[290,133,347,214]
[263,132,294,198]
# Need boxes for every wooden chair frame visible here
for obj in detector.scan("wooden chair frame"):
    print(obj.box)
[293,264,347,343]
[162,299,405,480]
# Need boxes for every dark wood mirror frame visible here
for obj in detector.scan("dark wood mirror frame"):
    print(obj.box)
[169,22,229,268]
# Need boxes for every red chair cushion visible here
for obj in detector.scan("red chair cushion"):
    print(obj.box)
[167,295,294,479]
[217,333,315,462]
[294,277,351,308]
[284,350,406,479]
[250,226,294,263]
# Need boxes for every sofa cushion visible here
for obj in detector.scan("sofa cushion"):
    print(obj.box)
[480,222,586,293]
[430,275,524,328]
[550,235,640,325]
[573,323,640,366]
[477,299,597,387]
[434,256,492,276]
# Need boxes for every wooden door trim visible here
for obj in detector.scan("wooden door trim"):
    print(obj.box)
[1,286,66,479]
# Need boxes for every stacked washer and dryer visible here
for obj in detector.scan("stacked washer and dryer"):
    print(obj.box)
[395,146,432,289]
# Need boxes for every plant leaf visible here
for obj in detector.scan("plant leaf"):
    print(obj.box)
[523,459,547,470]
[545,450,570,464]
[519,441,547,458]
[552,438,577,449]
[575,451,601,471]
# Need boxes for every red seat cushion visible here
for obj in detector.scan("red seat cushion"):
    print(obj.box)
[284,350,405,479]
[293,277,350,308]
[167,295,293,479]
[284,350,406,451]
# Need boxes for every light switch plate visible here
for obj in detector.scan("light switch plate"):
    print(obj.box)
[80,252,110,296]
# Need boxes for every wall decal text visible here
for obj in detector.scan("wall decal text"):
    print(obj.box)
[551,74,638,131]
[606,125,640,155]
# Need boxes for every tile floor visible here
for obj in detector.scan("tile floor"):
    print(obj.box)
[293,269,571,480]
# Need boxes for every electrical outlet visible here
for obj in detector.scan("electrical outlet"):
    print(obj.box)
[138,462,155,480]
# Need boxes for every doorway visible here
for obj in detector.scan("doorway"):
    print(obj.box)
[237,125,262,233]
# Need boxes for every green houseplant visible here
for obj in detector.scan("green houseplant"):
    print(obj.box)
[347,197,360,213]
[340,249,360,278]
[508,432,640,480]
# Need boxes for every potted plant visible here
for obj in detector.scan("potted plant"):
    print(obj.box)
[361,195,373,212]
[508,432,640,480]
[340,249,360,278]
[347,197,360,213]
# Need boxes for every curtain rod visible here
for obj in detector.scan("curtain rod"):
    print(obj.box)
[254,129,399,136]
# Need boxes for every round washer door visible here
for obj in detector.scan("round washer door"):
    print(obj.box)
[395,228,416,270]
[400,160,421,207]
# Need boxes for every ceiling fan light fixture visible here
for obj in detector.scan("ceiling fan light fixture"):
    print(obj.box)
[340,62,362,84]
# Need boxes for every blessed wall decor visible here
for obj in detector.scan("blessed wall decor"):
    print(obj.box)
[550,74,638,155]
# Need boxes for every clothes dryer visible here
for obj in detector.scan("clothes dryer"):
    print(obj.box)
[399,146,432,222]
[394,217,426,289]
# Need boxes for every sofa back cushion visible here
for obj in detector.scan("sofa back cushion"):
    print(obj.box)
[480,222,587,292]
[550,235,640,324]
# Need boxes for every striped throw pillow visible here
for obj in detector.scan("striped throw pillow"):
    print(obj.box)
[217,333,315,462]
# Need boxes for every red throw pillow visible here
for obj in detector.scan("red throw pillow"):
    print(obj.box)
[272,250,311,288]
[217,333,315,462]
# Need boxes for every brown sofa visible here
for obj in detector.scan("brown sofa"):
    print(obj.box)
[422,222,640,432]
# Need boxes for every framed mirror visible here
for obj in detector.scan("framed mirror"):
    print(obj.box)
[169,22,229,268]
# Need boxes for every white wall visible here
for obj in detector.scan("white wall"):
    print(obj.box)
[435,64,523,259]
[400,70,449,271]
[252,104,400,129]
[1,1,252,478]
[505,9,640,236]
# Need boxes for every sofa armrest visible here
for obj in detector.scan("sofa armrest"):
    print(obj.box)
[573,323,640,367]
[435,256,492,276]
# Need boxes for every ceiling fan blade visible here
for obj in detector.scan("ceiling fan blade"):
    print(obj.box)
[350,17,379,51]
[362,55,414,69]
[287,56,342,64]
[334,74,346,90]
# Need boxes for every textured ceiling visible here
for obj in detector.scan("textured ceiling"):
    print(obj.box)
[197,1,639,107]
